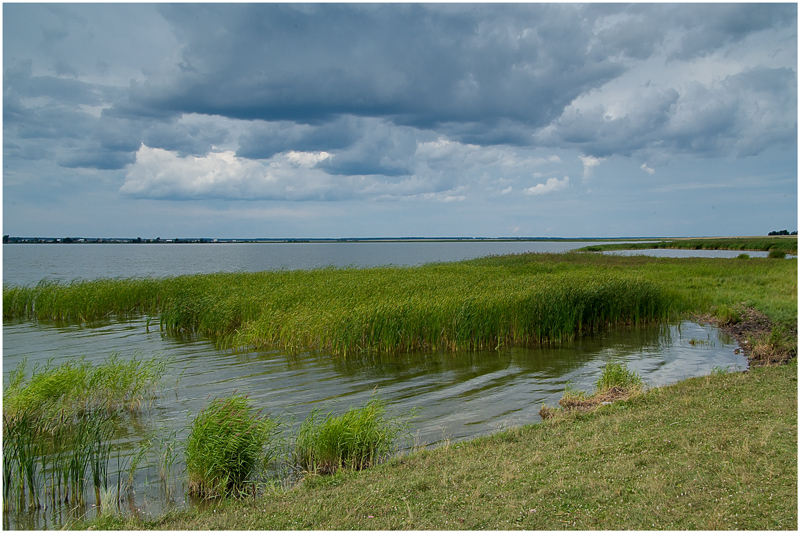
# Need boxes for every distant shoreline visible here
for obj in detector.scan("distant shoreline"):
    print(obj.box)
[2,236,705,245]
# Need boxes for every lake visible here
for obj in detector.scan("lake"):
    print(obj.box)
[2,241,750,529]
[3,241,620,286]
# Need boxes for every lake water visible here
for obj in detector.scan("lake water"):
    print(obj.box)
[2,241,619,287]
[3,241,787,287]
[2,241,751,528]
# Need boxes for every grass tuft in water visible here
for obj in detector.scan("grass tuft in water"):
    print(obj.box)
[541,362,644,419]
[295,397,415,475]
[595,361,644,393]
[2,355,166,512]
[185,394,282,498]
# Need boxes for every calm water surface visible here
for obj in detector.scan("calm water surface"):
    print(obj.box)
[2,241,618,286]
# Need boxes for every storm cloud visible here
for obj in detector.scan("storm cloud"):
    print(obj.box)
[3,3,796,238]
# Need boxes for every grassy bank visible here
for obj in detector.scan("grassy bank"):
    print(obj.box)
[578,236,798,255]
[3,253,796,355]
[88,360,797,530]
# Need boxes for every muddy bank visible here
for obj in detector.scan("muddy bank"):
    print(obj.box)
[697,307,797,366]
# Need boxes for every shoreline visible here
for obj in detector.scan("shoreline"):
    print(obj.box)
[85,356,798,530]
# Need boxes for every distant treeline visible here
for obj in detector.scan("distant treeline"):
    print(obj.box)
[768,230,797,236]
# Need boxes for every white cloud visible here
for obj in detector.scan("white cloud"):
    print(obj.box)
[120,144,339,200]
[640,162,655,174]
[524,176,570,196]
[286,150,332,167]
[579,155,604,178]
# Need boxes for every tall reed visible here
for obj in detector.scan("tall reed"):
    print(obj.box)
[4,252,795,356]
[2,355,166,512]
[3,261,679,356]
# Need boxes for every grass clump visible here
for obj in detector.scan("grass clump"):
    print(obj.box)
[541,362,644,419]
[712,304,741,325]
[185,394,281,498]
[295,398,414,475]
[595,361,644,392]
[3,355,166,417]
[2,355,166,512]
[749,325,797,365]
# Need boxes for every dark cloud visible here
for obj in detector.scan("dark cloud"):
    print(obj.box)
[669,3,796,61]
[4,60,116,107]
[114,4,624,135]
[2,2,796,192]
[236,117,363,160]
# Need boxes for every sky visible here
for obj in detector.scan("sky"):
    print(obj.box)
[2,3,797,239]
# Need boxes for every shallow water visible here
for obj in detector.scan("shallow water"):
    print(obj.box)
[2,317,746,529]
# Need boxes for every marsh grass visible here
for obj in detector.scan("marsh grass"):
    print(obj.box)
[295,397,415,475]
[576,236,797,255]
[185,394,282,498]
[2,355,166,512]
[6,252,795,357]
[3,261,678,356]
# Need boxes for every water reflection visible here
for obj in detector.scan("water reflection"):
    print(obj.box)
[2,318,745,529]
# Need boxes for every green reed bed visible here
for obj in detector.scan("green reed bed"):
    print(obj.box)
[3,252,796,356]
[3,261,677,356]
[578,235,798,255]
[2,355,166,512]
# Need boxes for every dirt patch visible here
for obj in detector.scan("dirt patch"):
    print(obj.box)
[695,306,797,366]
